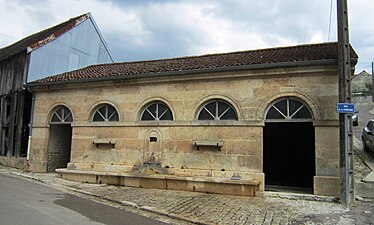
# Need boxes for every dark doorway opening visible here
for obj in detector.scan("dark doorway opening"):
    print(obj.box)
[20,90,33,157]
[47,124,72,172]
[264,122,315,192]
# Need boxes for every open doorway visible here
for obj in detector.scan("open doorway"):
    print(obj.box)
[47,106,73,172]
[263,97,315,193]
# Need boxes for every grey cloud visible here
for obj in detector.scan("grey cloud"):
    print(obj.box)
[0,0,372,72]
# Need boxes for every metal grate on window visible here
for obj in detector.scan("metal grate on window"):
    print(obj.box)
[266,98,312,121]
[92,104,119,122]
[50,106,73,124]
[140,101,173,121]
[197,100,238,121]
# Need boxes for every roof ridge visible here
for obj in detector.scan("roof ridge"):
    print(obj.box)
[29,42,350,86]
[100,42,340,66]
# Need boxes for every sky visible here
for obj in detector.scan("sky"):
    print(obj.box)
[0,0,373,73]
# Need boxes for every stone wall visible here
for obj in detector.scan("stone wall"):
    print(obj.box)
[29,66,341,196]
[0,156,27,169]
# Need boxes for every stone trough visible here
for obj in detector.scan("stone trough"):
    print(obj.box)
[55,168,261,197]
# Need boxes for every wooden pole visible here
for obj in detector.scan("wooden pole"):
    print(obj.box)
[372,62,374,102]
[0,97,4,156]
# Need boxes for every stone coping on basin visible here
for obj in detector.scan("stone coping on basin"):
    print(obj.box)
[56,168,261,197]
[55,168,261,186]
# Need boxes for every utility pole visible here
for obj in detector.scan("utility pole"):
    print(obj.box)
[372,62,374,102]
[337,0,354,206]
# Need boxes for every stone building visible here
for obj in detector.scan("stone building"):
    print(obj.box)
[351,70,372,96]
[26,42,358,197]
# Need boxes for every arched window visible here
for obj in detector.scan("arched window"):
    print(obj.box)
[140,101,173,121]
[50,106,73,124]
[197,99,238,121]
[265,97,312,121]
[92,104,119,122]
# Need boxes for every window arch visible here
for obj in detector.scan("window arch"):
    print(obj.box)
[140,101,173,121]
[50,106,73,124]
[197,99,238,121]
[265,97,312,122]
[92,104,119,122]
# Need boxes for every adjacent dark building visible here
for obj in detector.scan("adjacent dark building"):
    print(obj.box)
[0,13,113,166]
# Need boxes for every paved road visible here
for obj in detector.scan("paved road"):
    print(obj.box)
[0,173,167,225]
[1,166,374,225]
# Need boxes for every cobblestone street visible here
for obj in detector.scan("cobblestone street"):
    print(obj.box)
[1,166,373,225]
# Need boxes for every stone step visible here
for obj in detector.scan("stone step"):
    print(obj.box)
[363,172,374,183]
[355,181,374,198]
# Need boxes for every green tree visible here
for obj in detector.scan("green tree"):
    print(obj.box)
[352,75,373,96]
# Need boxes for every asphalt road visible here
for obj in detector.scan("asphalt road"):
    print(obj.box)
[0,173,167,225]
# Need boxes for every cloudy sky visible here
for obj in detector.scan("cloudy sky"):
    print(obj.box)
[0,0,372,72]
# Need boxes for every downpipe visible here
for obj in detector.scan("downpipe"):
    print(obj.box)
[26,89,35,161]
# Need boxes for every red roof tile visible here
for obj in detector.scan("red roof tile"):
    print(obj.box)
[29,42,358,85]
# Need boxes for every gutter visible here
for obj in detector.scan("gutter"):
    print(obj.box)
[26,89,35,161]
[25,57,358,88]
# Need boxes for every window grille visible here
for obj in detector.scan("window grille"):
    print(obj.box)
[197,100,238,121]
[92,104,119,122]
[266,98,312,121]
[140,101,173,121]
[50,106,73,124]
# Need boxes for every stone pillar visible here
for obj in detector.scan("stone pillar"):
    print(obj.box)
[28,127,49,172]
[314,124,340,196]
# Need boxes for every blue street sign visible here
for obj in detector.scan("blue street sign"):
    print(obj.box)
[337,103,355,113]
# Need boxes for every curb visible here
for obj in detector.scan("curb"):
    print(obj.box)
[9,170,209,225]
[264,191,340,203]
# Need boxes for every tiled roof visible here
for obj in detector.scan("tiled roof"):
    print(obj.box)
[0,13,89,61]
[352,70,370,80]
[29,42,358,85]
